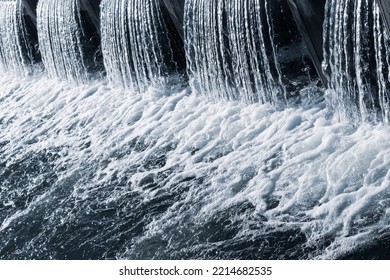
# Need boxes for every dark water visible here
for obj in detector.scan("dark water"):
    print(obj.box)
[0,76,389,260]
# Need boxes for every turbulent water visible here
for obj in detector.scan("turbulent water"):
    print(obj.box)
[0,0,390,260]
[0,73,389,260]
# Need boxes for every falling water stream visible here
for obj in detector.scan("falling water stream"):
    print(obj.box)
[0,0,389,260]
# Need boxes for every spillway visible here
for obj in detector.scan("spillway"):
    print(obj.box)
[323,0,390,123]
[184,0,318,104]
[100,0,186,91]
[0,0,39,74]
[37,0,103,82]
[0,0,390,261]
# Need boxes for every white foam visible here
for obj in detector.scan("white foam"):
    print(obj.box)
[0,73,389,258]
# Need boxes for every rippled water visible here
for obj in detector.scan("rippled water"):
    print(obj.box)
[0,72,389,259]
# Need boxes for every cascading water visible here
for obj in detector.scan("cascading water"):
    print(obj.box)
[0,0,39,75]
[323,0,390,123]
[184,0,317,104]
[373,4,390,122]
[100,0,186,91]
[184,0,281,103]
[1,0,390,261]
[36,0,102,82]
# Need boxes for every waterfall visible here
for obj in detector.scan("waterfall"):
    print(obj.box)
[184,0,316,104]
[100,0,186,92]
[36,0,102,82]
[0,0,39,75]
[184,0,280,103]
[374,4,390,122]
[323,0,390,122]
[1,0,390,261]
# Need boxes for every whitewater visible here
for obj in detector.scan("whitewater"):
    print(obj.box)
[0,70,389,259]
[1,0,390,260]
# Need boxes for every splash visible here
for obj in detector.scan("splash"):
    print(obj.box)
[0,0,390,261]
[0,75,389,259]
